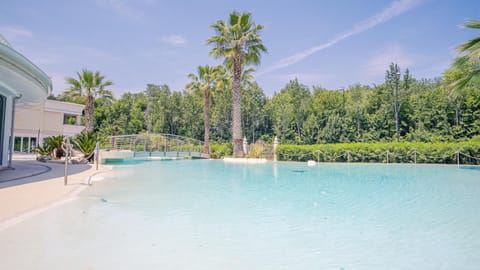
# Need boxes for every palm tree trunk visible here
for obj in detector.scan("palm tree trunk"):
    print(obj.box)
[232,56,243,157]
[203,87,210,155]
[85,95,94,132]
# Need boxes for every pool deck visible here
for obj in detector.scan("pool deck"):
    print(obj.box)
[0,155,110,225]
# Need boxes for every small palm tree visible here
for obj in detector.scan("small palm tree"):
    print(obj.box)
[35,143,54,158]
[207,11,267,157]
[65,69,113,132]
[451,19,480,89]
[187,65,225,155]
[72,131,97,161]
[44,135,65,159]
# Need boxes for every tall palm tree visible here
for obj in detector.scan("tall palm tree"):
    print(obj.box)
[452,19,480,89]
[207,11,267,157]
[187,65,224,155]
[65,69,113,132]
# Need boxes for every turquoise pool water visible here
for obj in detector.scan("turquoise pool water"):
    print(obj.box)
[1,160,480,269]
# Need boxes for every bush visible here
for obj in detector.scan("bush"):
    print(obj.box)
[277,140,480,164]
[43,135,65,159]
[35,143,54,158]
[210,143,232,159]
[247,140,266,158]
[72,131,97,160]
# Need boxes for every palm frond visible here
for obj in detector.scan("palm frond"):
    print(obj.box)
[72,131,97,157]
[207,11,267,67]
[451,19,480,90]
[463,19,480,30]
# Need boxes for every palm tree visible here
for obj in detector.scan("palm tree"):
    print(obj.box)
[207,11,267,157]
[186,65,224,155]
[43,135,65,159]
[72,130,97,161]
[65,69,113,132]
[451,19,480,89]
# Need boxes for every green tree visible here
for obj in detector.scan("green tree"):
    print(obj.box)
[386,63,401,141]
[266,91,295,142]
[210,82,232,142]
[241,82,267,143]
[65,69,113,132]
[310,87,348,143]
[345,84,370,141]
[281,79,311,142]
[364,84,394,141]
[98,92,146,137]
[145,84,172,133]
[207,11,267,157]
[180,90,203,140]
[444,68,472,137]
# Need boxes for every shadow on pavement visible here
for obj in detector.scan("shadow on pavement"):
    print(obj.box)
[0,160,92,189]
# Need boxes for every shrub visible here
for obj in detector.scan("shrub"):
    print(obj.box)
[35,143,54,158]
[247,140,266,158]
[210,143,232,159]
[72,131,97,161]
[277,140,480,164]
[43,135,65,159]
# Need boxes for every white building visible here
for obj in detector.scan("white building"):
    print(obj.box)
[0,34,52,168]
[14,100,85,153]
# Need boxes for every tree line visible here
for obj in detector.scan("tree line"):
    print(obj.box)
[50,63,480,145]
[49,16,480,150]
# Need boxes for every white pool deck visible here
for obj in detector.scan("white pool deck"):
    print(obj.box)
[0,154,109,226]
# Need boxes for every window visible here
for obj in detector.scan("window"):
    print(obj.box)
[13,136,37,152]
[14,137,21,152]
[64,114,77,125]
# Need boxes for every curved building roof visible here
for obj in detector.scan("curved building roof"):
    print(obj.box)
[0,35,52,104]
[0,34,12,48]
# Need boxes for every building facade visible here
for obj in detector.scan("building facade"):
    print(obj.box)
[14,100,85,153]
[0,34,52,168]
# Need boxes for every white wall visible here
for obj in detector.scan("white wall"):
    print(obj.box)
[13,101,85,151]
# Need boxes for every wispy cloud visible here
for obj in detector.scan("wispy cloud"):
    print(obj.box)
[0,25,33,41]
[95,0,144,20]
[160,35,187,46]
[261,0,421,75]
[363,45,414,77]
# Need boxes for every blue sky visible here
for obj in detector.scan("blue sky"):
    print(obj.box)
[1,0,478,96]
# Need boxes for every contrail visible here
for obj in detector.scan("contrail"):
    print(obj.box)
[260,0,421,75]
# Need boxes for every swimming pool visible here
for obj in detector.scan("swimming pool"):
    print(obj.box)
[1,160,480,269]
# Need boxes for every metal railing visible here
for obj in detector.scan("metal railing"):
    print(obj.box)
[103,134,207,158]
[62,137,100,186]
[280,149,480,165]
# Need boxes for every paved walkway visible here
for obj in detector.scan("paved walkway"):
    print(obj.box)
[0,158,109,225]
[0,160,91,188]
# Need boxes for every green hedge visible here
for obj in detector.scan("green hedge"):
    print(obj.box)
[277,141,480,164]
[210,143,233,159]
